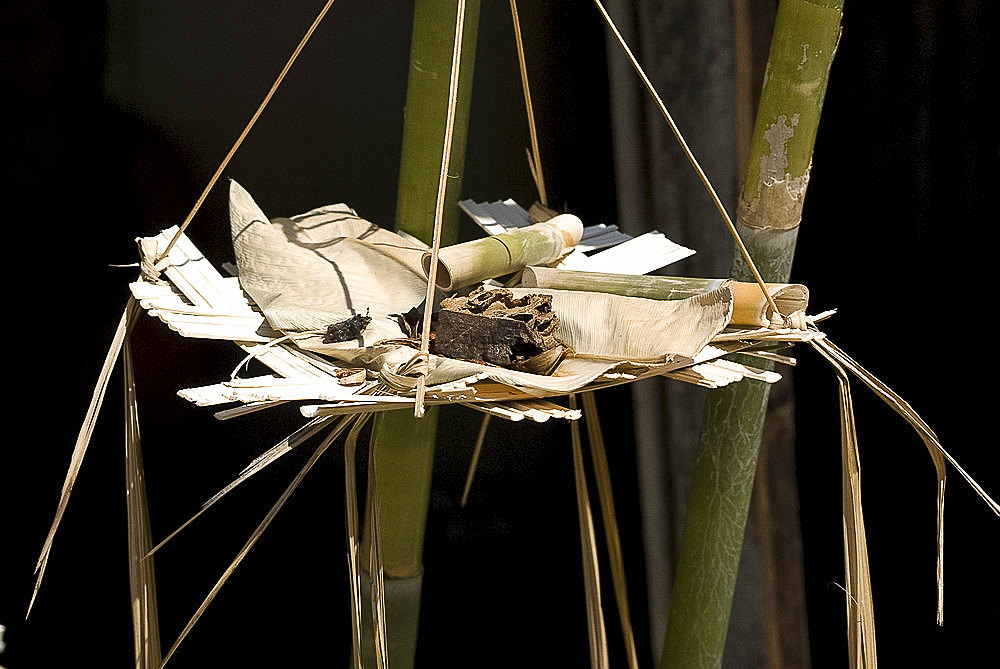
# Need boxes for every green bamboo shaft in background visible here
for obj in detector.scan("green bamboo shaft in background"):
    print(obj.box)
[394,0,481,248]
[358,2,481,667]
[660,1,843,667]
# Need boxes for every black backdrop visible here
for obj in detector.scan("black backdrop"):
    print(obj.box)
[2,1,997,667]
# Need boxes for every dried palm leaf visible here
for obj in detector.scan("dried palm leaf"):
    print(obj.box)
[29,297,141,616]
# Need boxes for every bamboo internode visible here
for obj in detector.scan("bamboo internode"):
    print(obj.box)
[423,213,583,290]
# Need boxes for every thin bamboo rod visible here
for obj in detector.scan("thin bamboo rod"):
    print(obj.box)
[509,0,547,206]
[590,0,780,321]
[415,0,469,417]
[155,0,336,263]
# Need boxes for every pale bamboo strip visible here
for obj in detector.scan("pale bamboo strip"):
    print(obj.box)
[145,416,337,558]
[458,403,525,422]
[156,0,338,262]
[158,421,344,668]
[560,231,694,275]
[344,415,370,669]
[166,232,237,308]
[412,0,469,418]
[709,358,782,383]
[568,394,610,669]
[147,229,229,309]
[460,415,492,507]
[29,297,141,616]
[213,401,286,420]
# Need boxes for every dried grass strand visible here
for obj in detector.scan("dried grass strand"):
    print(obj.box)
[509,0,547,206]
[813,337,1000,627]
[344,414,372,669]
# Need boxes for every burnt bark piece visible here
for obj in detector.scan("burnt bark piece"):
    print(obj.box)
[435,288,561,370]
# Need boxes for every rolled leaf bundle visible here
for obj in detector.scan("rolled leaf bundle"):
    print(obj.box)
[522,266,807,327]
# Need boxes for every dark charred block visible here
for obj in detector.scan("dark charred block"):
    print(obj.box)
[434,288,561,370]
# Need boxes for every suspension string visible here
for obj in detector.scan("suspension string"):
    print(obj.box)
[413,0,468,417]
[509,0,547,207]
[590,0,780,321]
[155,0,338,265]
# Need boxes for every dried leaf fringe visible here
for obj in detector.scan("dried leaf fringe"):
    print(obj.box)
[568,394,610,669]
[813,337,1000,629]
[124,333,162,668]
[29,297,141,617]
[158,420,347,668]
[581,392,640,669]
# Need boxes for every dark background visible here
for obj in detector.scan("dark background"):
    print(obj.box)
[2,1,997,667]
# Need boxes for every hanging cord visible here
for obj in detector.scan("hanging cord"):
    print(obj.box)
[591,0,780,322]
[155,0,337,265]
[509,0,547,207]
[413,0,468,417]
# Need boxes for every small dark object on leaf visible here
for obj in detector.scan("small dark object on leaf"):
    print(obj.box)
[323,310,372,343]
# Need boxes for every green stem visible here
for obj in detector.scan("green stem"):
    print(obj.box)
[358,2,481,667]
[659,2,843,667]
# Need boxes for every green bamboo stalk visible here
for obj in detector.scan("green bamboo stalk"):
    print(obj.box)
[659,2,843,667]
[357,2,481,667]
